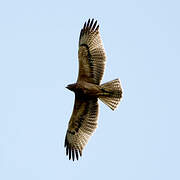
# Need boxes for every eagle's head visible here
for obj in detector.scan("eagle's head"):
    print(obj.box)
[66,83,76,92]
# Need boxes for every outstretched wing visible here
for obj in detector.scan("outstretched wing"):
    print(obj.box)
[77,19,106,85]
[64,96,98,161]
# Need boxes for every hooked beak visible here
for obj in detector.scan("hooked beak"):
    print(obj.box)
[66,83,76,92]
[66,85,70,90]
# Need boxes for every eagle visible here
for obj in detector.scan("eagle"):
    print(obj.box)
[64,19,122,161]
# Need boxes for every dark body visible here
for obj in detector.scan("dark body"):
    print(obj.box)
[66,81,103,98]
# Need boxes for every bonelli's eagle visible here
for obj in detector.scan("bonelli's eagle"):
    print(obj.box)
[64,19,123,161]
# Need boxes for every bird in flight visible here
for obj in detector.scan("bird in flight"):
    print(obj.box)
[64,19,123,161]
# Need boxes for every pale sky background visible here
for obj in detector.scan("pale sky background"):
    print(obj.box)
[0,0,180,179]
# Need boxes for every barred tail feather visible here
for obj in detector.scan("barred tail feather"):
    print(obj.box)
[99,79,122,110]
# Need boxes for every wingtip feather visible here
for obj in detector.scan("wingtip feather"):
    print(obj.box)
[65,135,82,161]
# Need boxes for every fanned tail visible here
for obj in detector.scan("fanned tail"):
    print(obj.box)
[99,79,122,110]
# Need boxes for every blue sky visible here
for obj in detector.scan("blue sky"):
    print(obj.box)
[0,0,180,179]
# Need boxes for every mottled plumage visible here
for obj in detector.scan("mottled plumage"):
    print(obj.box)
[65,19,123,161]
